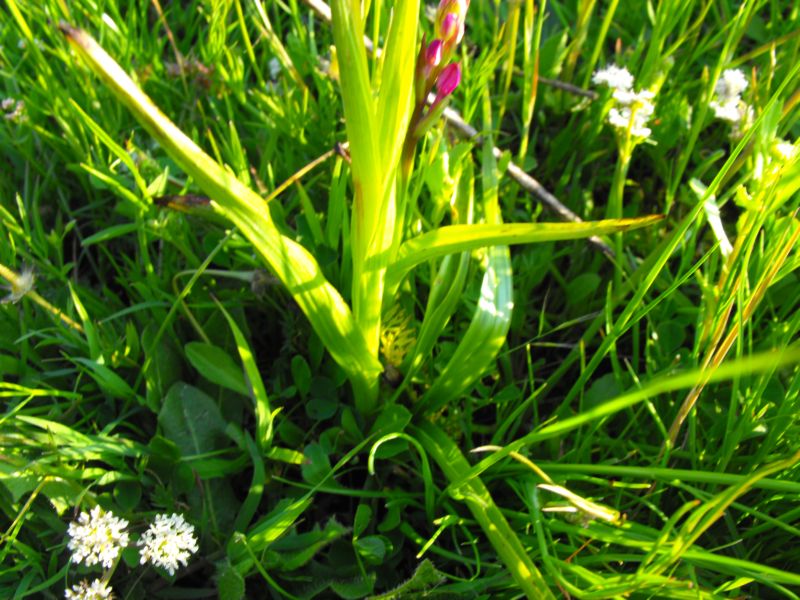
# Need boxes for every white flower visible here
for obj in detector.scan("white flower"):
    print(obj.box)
[66,506,130,569]
[607,88,655,139]
[710,68,751,127]
[138,513,199,576]
[715,68,748,102]
[612,89,656,107]
[710,98,744,123]
[773,140,797,161]
[64,579,113,600]
[608,107,652,138]
[592,64,634,92]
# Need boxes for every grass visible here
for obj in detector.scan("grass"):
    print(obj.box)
[1,0,800,598]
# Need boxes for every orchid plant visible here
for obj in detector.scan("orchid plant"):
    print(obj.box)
[56,2,660,596]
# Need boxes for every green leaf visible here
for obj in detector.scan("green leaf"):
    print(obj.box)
[185,341,250,396]
[216,560,246,600]
[73,357,138,402]
[369,559,446,599]
[331,573,377,599]
[412,421,554,599]
[354,535,391,564]
[60,24,381,413]
[158,382,227,457]
[81,222,140,246]
[215,300,272,449]
[386,216,664,293]
[302,443,333,486]
[353,504,372,538]
[291,355,312,396]
[113,481,141,512]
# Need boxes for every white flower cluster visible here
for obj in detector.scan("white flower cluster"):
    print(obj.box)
[137,513,200,576]
[64,579,113,600]
[67,506,130,569]
[710,68,749,124]
[592,65,655,139]
[2,97,26,123]
[65,507,199,597]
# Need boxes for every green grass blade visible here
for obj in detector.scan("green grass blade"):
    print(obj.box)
[412,421,555,599]
[415,104,512,414]
[215,300,273,451]
[386,216,663,293]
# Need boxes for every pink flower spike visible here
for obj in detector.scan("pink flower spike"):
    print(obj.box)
[435,63,461,101]
[426,39,443,69]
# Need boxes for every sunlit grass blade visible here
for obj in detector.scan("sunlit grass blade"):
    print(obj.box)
[415,99,513,415]
[385,215,663,294]
[395,163,474,400]
[412,420,555,599]
[59,23,382,408]
[215,299,273,451]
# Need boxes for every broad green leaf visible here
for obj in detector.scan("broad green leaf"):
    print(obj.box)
[353,503,372,538]
[291,355,312,396]
[330,573,377,599]
[60,24,381,412]
[158,382,227,457]
[375,0,419,190]
[185,341,250,397]
[354,535,391,564]
[73,357,138,402]
[216,560,246,600]
[400,161,473,394]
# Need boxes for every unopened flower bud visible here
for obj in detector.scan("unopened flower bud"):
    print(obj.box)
[426,39,443,69]
[435,63,461,102]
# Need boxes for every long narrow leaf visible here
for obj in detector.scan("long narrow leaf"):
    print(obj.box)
[416,116,512,414]
[60,24,382,405]
[386,216,663,293]
[412,421,554,599]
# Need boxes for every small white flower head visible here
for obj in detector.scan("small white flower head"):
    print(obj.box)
[607,88,656,139]
[66,506,130,569]
[138,513,199,576]
[710,68,751,128]
[608,107,652,138]
[710,98,744,123]
[64,579,113,600]
[592,64,634,92]
[772,139,797,161]
[715,68,748,103]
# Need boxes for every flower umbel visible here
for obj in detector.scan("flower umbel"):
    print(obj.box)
[64,579,113,600]
[710,68,750,126]
[593,65,655,140]
[67,506,130,569]
[591,65,634,92]
[138,513,199,576]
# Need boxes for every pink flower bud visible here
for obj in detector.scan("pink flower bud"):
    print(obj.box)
[435,0,469,45]
[440,14,459,41]
[426,39,443,69]
[435,63,461,102]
